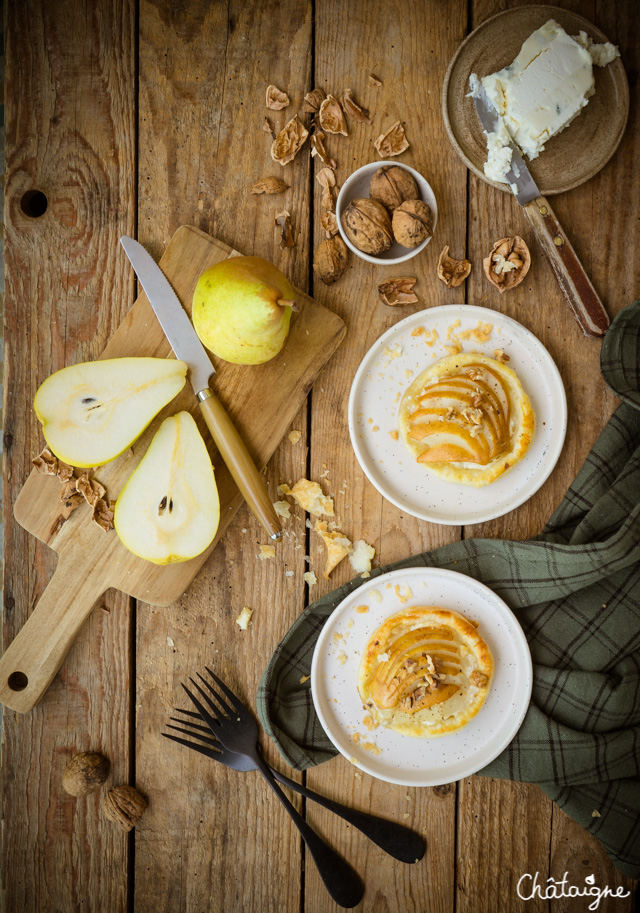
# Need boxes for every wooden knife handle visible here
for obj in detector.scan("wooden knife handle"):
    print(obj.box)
[198,389,282,540]
[523,196,610,338]
[0,556,105,713]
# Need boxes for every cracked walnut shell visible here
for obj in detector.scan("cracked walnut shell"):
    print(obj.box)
[374,121,409,158]
[314,237,349,284]
[102,785,148,832]
[392,199,432,248]
[341,197,393,256]
[265,84,290,110]
[318,94,348,136]
[369,165,419,212]
[437,246,472,288]
[483,236,531,293]
[270,115,309,166]
[342,89,371,124]
[378,277,418,307]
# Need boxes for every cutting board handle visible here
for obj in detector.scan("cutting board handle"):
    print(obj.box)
[0,556,106,713]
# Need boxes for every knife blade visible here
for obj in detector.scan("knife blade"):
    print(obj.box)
[120,236,282,541]
[471,85,610,337]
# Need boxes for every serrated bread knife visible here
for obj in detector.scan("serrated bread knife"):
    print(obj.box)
[120,236,282,541]
[471,86,609,337]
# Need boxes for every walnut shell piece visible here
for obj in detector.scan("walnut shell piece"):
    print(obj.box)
[437,246,472,288]
[316,167,336,211]
[341,197,393,256]
[369,165,419,212]
[373,121,409,158]
[392,199,433,248]
[310,130,337,170]
[321,211,338,238]
[378,277,418,307]
[251,176,289,195]
[265,84,290,110]
[92,498,115,532]
[270,115,309,166]
[304,87,326,113]
[275,210,295,248]
[483,236,531,293]
[102,785,148,832]
[342,88,371,124]
[63,752,110,796]
[318,94,348,136]
[314,237,349,285]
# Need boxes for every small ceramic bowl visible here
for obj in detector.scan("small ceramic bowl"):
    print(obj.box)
[336,161,438,266]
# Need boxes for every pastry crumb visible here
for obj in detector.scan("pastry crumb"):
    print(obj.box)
[258,545,276,560]
[369,589,383,604]
[394,583,414,603]
[389,430,399,441]
[288,430,302,444]
[303,571,317,586]
[411,326,425,337]
[336,650,348,666]
[355,604,369,614]
[273,500,291,519]
[235,606,253,630]
[286,478,334,516]
[299,675,310,684]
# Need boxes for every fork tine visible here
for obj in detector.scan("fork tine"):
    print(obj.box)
[189,675,233,719]
[169,716,213,737]
[181,681,219,729]
[204,667,244,714]
[196,672,237,716]
[162,732,220,760]
[166,723,219,748]
[174,707,200,719]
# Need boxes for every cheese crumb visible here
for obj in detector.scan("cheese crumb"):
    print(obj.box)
[284,570,294,577]
[236,606,253,630]
[349,539,375,575]
[259,545,276,560]
[303,571,317,586]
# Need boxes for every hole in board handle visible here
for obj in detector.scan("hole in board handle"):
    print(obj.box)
[20,190,48,218]
[8,671,29,691]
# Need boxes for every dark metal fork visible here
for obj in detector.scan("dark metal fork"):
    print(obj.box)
[163,708,426,863]
[179,668,365,908]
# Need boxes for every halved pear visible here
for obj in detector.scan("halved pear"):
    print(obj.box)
[114,411,220,565]
[34,358,188,467]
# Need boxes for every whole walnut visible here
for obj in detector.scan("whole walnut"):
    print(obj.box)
[369,166,419,212]
[392,199,433,248]
[102,785,148,832]
[341,197,393,256]
[314,237,349,285]
[62,752,110,796]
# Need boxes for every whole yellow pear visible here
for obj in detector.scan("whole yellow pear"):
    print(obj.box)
[192,256,298,365]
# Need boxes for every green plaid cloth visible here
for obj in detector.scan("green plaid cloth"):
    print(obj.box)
[258,301,640,880]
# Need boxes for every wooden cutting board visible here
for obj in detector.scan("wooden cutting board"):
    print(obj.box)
[0,225,346,713]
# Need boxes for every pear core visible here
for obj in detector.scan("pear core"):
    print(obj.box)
[192,256,297,365]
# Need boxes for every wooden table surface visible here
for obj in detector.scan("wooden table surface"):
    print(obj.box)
[2,1,638,911]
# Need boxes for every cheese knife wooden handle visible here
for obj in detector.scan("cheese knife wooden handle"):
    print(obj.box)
[197,388,282,540]
[523,196,610,338]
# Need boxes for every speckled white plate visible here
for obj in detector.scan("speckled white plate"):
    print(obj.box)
[347,304,567,524]
[310,567,533,787]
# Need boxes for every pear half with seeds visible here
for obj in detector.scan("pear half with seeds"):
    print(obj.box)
[34,358,188,467]
[114,411,220,565]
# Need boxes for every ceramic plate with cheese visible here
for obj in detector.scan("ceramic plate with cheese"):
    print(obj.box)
[347,304,566,525]
[310,567,532,786]
[442,7,629,195]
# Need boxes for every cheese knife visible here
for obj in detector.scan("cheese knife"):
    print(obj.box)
[472,86,610,337]
[120,236,282,541]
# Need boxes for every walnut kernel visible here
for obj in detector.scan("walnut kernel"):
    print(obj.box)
[63,752,110,796]
[102,785,148,832]
[314,237,349,285]
[437,246,472,288]
[392,199,432,248]
[341,197,393,256]
[369,165,419,212]
[483,236,531,292]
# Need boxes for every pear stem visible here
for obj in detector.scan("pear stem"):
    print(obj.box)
[278,298,298,312]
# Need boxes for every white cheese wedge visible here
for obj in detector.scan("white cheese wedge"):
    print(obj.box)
[470,19,620,183]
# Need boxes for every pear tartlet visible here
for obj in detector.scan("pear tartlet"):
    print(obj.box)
[399,353,534,487]
[357,606,494,738]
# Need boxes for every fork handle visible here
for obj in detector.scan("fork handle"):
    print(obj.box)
[270,768,425,863]
[253,753,363,908]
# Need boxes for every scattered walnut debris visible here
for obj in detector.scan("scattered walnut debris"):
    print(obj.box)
[304,87,326,113]
[315,520,352,578]
[32,447,60,475]
[437,246,472,288]
[288,429,302,444]
[374,121,409,158]
[342,88,371,124]
[92,498,115,532]
[102,785,147,832]
[369,73,383,87]
[235,606,253,630]
[57,461,75,483]
[320,211,338,238]
[262,117,276,138]
[494,348,510,363]
[285,479,334,516]
[378,277,418,307]
[275,210,295,248]
[310,130,337,169]
[314,237,349,285]
[270,115,309,165]
[318,94,348,136]
[316,167,336,211]
[60,479,83,518]
[483,236,531,292]
[349,539,375,575]
[251,176,289,195]
[265,84,290,110]
[76,472,106,507]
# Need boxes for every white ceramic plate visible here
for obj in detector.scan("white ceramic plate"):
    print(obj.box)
[310,567,533,787]
[347,304,566,524]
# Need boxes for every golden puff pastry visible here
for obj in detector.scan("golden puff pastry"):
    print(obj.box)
[357,606,494,738]
[399,353,534,487]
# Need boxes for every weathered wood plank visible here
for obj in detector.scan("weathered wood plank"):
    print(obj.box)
[305,0,468,909]
[2,0,136,911]
[135,2,313,910]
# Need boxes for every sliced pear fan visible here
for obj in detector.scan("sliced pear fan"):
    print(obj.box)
[114,412,220,565]
[34,357,188,468]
